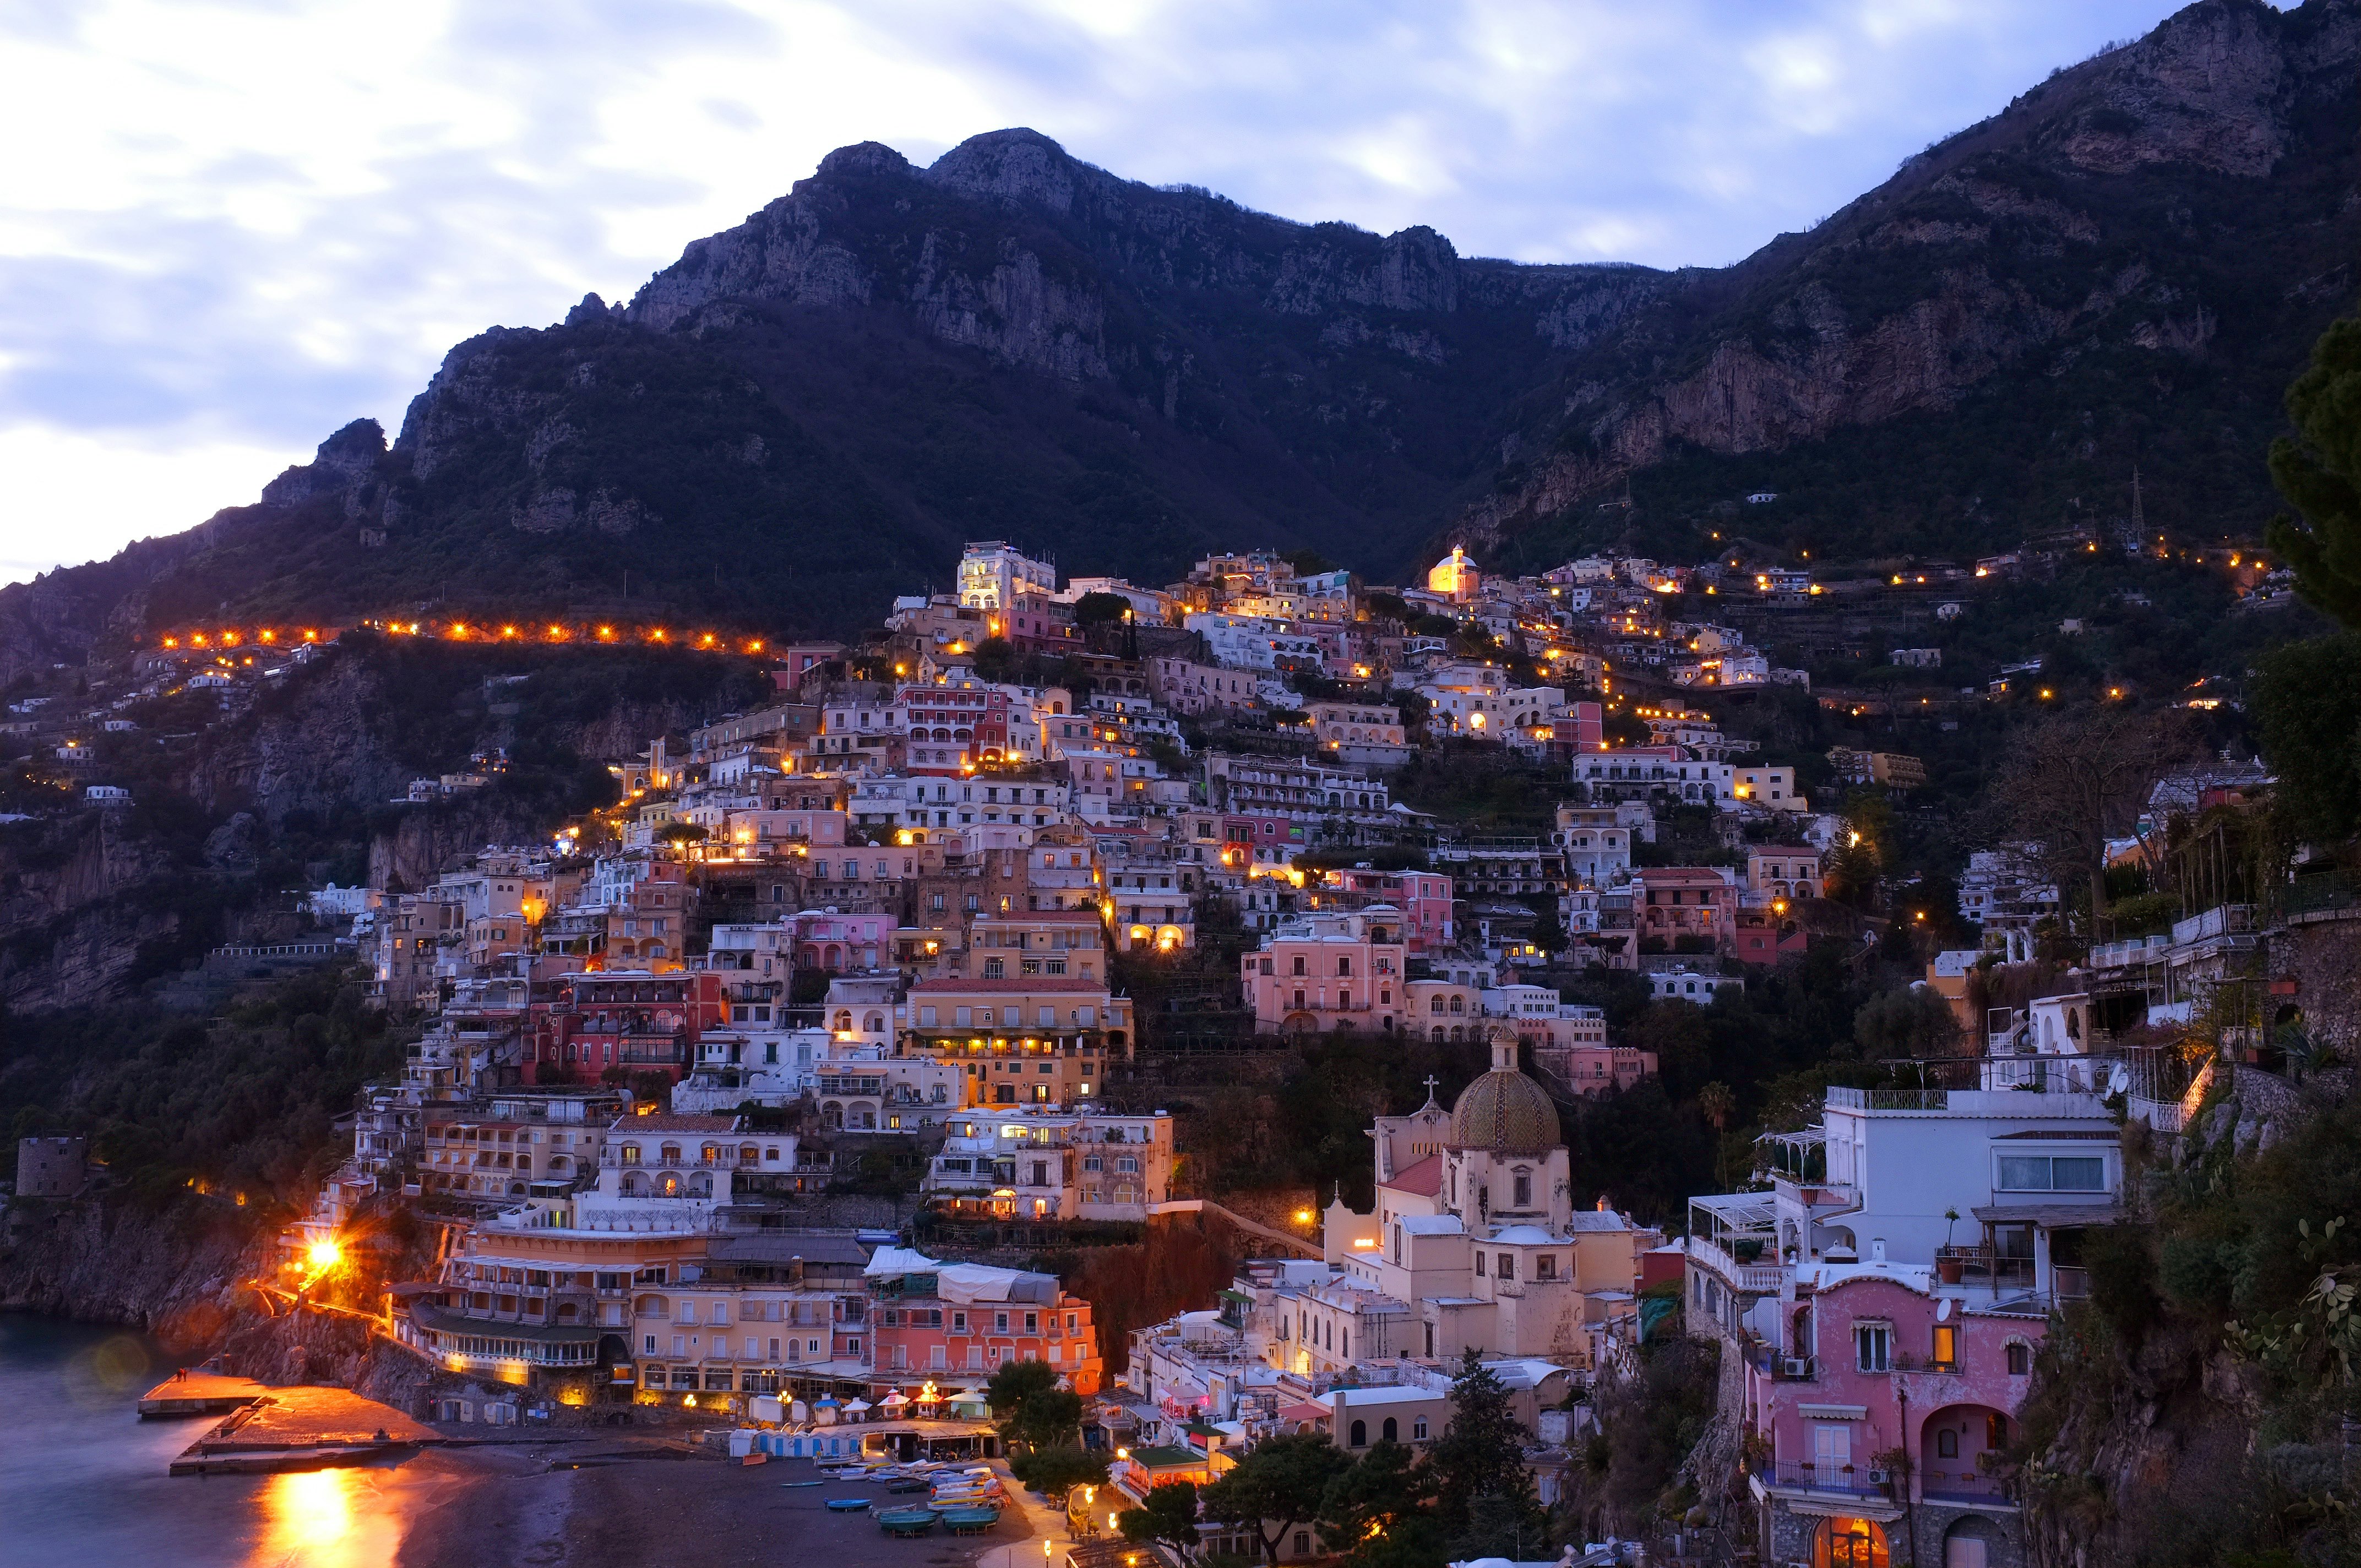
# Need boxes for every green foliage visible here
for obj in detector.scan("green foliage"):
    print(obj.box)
[1199,1431,1353,1563]
[1851,985,1960,1061]
[1009,1444,1109,1501]
[1073,591,1131,626]
[0,966,405,1201]
[1427,1351,1547,1550]
[1560,1336,1720,1540]
[1119,1479,1201,1555]
[1318,1440,1443,1567]
[2252,633,2361,843]
[2268,315,2361,629]
[986,1358,1084,1451]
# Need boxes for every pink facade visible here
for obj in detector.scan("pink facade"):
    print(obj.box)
[870,1281,1104,1396]
[1330,869,1455,952]
[1241,913,1408,1033]
[1743,1270,2041,1565]
[1533,1041,1656,1095]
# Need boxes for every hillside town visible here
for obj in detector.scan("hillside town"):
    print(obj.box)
[4,526,2298,1568]
[3,523,2342,1568]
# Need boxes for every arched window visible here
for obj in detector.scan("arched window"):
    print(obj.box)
[1381,1417,1397,1442]
[1349,1419,1367,1448]
[1430,996,1445,1015]
[1431,1026,1445,1043]
[1449,995,1464,1014]
[660,1144,681,1164]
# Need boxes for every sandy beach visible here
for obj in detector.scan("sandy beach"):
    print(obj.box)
[392,1441,1051,1568]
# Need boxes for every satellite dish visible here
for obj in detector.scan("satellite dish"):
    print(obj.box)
[2107,1064,2131,1097]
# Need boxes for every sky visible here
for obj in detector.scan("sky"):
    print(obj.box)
[0,0,2199,590]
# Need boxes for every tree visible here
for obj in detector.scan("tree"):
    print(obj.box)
[1120,1479,1201,1560]
[2252,632,2361,843]
[986,1358,1082,1451]
[655,821,708,846]
[1696,1081,1736,1188]
[2267,313,2361,628]
[1852,986,1960,1061]
[1995,708,2194,938]
[1011,1444,1109,1502]
[1318,1439,1443,1567]
[1199,1431,1353,1562]
[1426,1351,1548,1552]
[1074,591,1131,627]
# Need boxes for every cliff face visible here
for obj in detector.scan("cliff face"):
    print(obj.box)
[3,0,2355,653]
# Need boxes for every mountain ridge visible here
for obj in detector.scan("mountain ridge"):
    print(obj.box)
[3,0,2357,676]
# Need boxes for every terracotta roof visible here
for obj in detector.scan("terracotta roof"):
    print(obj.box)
[911,977,1114,993]
[1380,1153,1444,1197]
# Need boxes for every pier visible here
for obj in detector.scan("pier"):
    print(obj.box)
[167,1386,438,1476]
[137,1370,268,1418]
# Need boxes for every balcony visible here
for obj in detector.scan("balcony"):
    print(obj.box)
[1933,1246,2035,1292]
[1686,1234,1788,1295]
[1743,1344,1815,1381]
[1750,1458,1891,1501]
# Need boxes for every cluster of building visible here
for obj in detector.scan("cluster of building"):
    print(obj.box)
[1093,1028,1665,1551]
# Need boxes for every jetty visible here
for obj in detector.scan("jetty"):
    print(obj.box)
[138,1370,269,1418]
[167,1386,438,1476]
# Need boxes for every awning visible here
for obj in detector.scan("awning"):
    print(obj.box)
[1970,1203,2121,1228]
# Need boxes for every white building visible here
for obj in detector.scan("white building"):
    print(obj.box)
[923,1104,1176,1221]
[957,541,1056,610]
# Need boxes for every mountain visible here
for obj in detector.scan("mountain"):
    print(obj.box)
[3,0,2358,673]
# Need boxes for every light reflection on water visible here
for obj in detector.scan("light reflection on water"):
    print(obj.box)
[251,1468,406,1568]
[0,1315,423,1568]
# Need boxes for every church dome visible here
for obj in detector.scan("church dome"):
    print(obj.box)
[1448,1027,1560,1153]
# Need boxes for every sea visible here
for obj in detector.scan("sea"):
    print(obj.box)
[0,1314,433,1567]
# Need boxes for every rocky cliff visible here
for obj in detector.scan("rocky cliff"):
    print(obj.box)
[3,0,2355,656]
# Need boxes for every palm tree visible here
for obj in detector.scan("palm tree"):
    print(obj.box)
[1698,1081,1736,1188]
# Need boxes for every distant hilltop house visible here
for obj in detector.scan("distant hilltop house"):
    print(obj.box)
[84,785,130,805]
[1744,491,1778,504]
[1891,647,1943,668]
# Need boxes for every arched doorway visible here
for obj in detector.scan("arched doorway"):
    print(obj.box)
[1941,1515,2003,1568]
[1920,1403,2009,1501]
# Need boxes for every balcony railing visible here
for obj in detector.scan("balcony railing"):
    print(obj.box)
[1687,1234,1789,1294]
[1920,1469,2014,1505]
[1750,1459,1889,1499]
[1934,1246,2036,1291]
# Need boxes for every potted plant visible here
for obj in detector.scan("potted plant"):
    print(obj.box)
[1936,1208,1965,1283]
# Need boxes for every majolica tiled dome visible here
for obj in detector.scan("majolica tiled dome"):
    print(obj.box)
[1448,1028,1560,1153]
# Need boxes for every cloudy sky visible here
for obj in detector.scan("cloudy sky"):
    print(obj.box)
[1,0,2195,589]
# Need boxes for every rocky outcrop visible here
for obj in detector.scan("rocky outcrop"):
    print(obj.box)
[0,1194,263,1347]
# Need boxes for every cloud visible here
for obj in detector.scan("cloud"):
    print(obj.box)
[0,0,2189,587]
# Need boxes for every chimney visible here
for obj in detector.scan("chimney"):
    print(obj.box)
[1871,1238,1886,1265]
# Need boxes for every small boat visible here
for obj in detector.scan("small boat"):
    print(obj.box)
[780,1480,823,1488]
[884,1479,931,1494]
[824,1497,873,1512]
[876,1507,940,1537]
[939,1505,1002,1535]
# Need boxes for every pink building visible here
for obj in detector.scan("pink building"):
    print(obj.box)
[866,1249,1105,1395]
[1532,1041,1657,1096]
[1327,868,1455,952]
[1634,866,1738,952]
[1740,1263,2040,1568]
[1241,909,1408,1034]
